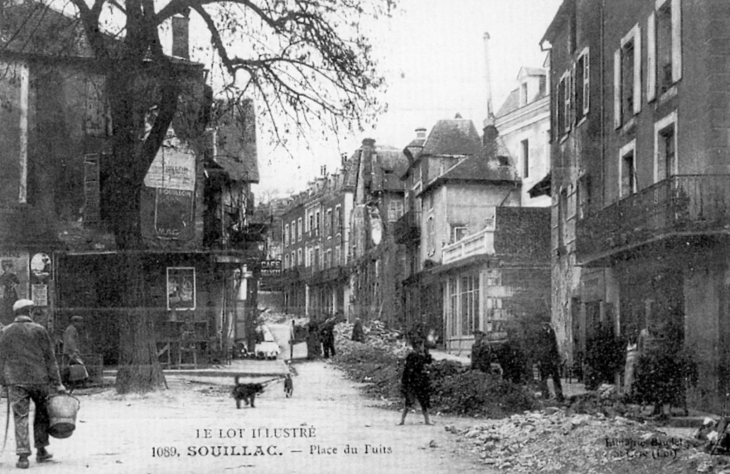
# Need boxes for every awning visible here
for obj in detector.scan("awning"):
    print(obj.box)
[528,172,551,198]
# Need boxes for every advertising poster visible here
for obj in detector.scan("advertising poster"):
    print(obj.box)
[144,143,196,240]
[167,267,196,311]
[0,250,28,323]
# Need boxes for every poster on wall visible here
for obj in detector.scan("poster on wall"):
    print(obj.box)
[0,250,29,323]
[155,188,195,239]
[167,267,196,311]
[145,143,196,240]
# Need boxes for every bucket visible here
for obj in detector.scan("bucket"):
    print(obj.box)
[46,394,80,439]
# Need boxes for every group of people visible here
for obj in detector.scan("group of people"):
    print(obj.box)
[399,321,566,427]
[0,299,87,469]
[305,316,338,359]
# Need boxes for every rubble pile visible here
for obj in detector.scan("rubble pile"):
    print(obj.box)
[334,320,410,359]
[447,409,726,473]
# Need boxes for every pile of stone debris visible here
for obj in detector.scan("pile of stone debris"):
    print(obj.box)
[447,408,730,473]
[334,320,410,358]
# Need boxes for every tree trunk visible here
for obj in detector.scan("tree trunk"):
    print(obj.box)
[114,251,166,393]
[105,62,177,394]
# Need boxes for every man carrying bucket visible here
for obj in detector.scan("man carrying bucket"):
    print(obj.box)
[0,299,66,469]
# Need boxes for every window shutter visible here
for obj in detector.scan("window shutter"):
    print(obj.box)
[672,0,682,81]
[614,49,621,128]
[583,49,590,115]
[647,12,656,102]
[633,27,642,115]
[83,153,101,226]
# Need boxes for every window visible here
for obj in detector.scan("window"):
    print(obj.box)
[291,251,296,267]
[619,140,637,198]
[521,139,529,178]
[519,82,529,107]
[448,277,458,338]
[335,206,342,233]
[334,245,341,266]
[450,224,468,243]
[577,174,593,219]
[284,224,290,246]
[426,216,435,254]
[654,112,677,182]
[648,0,682,100]
[315,211,321,236]
[284,254,289,270]
[557,72,570,137]
[460,275,479,336]
[297,249,302,267]
[308,248,313,268]
[614,25,641,128]
[388,199,404,222]
[326,209,333,237]
[308,212,314,235]
[576,48,590,121]
[290,221,296,244]
[297,218,303,241]
[314,247,320,270]
[325,250,332,269]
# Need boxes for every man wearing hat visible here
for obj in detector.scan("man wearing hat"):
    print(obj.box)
[0,299,66,469]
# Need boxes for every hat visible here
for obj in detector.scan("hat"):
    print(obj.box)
[71,315,83,322]
[12,299,34,313]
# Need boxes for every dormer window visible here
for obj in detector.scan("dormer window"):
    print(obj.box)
[519,82,529,107]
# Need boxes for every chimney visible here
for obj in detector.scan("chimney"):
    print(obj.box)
[172,10,190,60]
[483,31,494,126]
[415,127,427,140]
[483,124,499,148]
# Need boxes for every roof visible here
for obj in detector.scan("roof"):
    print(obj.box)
[421,119,482,157]
[517,67,547,80]
[374,145,409,192]
[496,89,520,118]
[541,0,572,46]
[528,172,552,197]
[436,155,517,184]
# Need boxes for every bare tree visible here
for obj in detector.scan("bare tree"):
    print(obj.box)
[3,0,393,392]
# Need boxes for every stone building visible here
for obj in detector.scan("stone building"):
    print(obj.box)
[0,2,262,367]
[544,0,730,410]
[397,117,551,350]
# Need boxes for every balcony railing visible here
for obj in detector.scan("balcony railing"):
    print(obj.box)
[442,227,495,264]
[394,210,421,244]
[577,175,730,263]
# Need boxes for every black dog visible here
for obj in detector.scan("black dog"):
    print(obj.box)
[283,374,293,398]
[232,376,264,409]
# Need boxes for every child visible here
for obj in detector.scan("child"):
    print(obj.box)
[398,339,433,425]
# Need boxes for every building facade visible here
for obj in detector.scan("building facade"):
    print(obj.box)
[545,0,730,410]
[397,118,551,351]
[0,2,262,367]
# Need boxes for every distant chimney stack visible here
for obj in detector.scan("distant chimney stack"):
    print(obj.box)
[415,127,427,140]
[172,10,190,60]
[483,31,494,126]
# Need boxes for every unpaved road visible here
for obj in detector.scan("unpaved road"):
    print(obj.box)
[0,361,488,473]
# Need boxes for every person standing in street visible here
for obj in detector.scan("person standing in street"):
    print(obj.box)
[320,317,336,358]
[0,299,66,469]
[538,321,565,403]
[62,316,84,365]
[62,315,88,391]
[398,338,433,426]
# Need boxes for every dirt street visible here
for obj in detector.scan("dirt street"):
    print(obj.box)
[0,361,488,473]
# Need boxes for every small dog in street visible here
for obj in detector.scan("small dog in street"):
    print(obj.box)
[283,374,293,398]
[232,376,264,409]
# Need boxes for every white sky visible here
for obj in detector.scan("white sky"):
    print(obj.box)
[249,0,563,200]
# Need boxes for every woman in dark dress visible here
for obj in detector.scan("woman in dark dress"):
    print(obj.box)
[398,339,433,425]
